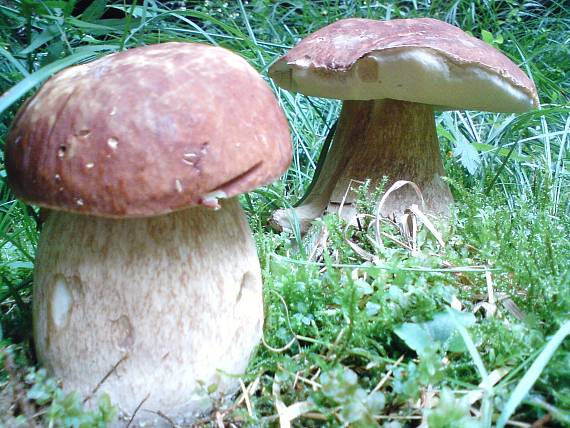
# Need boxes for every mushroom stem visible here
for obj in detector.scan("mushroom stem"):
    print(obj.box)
[33,198,262,425]
[272,99,453,232]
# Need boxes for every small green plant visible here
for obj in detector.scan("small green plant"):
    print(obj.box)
[315,366,385,427]
[1,360,117,428]
[391,347,444,402]
[27,368,117,427]
[425,389,481,428]
[354,178,388,216]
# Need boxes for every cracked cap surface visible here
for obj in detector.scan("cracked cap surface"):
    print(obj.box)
[6,42,292,217]
[270,18,538,113]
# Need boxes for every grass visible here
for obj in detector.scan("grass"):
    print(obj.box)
[0,0,569,426]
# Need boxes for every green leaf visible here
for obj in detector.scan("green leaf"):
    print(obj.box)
[481,29,494,44]
[395,323,431,355]
[6,261,34,270]
[471,142,529,162]
[453,136,480,175]
[395,310,476,356]
[67,16,118,32]
[355,279,373,296]
[437,126,455,142]
[425,310,476,350]
[81,0,107,21]
[19,24,60,55]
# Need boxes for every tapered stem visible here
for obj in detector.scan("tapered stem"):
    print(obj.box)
[272,99,453,232]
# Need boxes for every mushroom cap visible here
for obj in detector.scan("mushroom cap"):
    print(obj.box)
[6,42,292,217]
[269,18,538,113]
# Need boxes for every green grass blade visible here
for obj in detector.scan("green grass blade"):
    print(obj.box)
[497,320,570,428]
[451,309,489,380]
[0,52,98,117]
[0,48,29,77]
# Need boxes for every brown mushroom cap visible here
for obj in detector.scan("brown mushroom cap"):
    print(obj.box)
[7,42,292,217]
[270,18,538,112]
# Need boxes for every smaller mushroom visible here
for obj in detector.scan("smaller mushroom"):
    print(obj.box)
[6,42,291,425]
[269,18,538,232]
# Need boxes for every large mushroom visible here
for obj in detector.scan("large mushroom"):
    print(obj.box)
[6,42,291,424]
[270,18,538,232]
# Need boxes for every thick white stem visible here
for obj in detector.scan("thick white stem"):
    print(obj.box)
[272,99,453,232]
[33,198,262,425]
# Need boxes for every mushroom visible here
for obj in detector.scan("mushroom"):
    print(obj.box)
[6,42,291,424]
[269,18,538,232]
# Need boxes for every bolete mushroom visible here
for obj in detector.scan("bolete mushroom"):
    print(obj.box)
[6,42,291,424]
[269,18,538,232]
